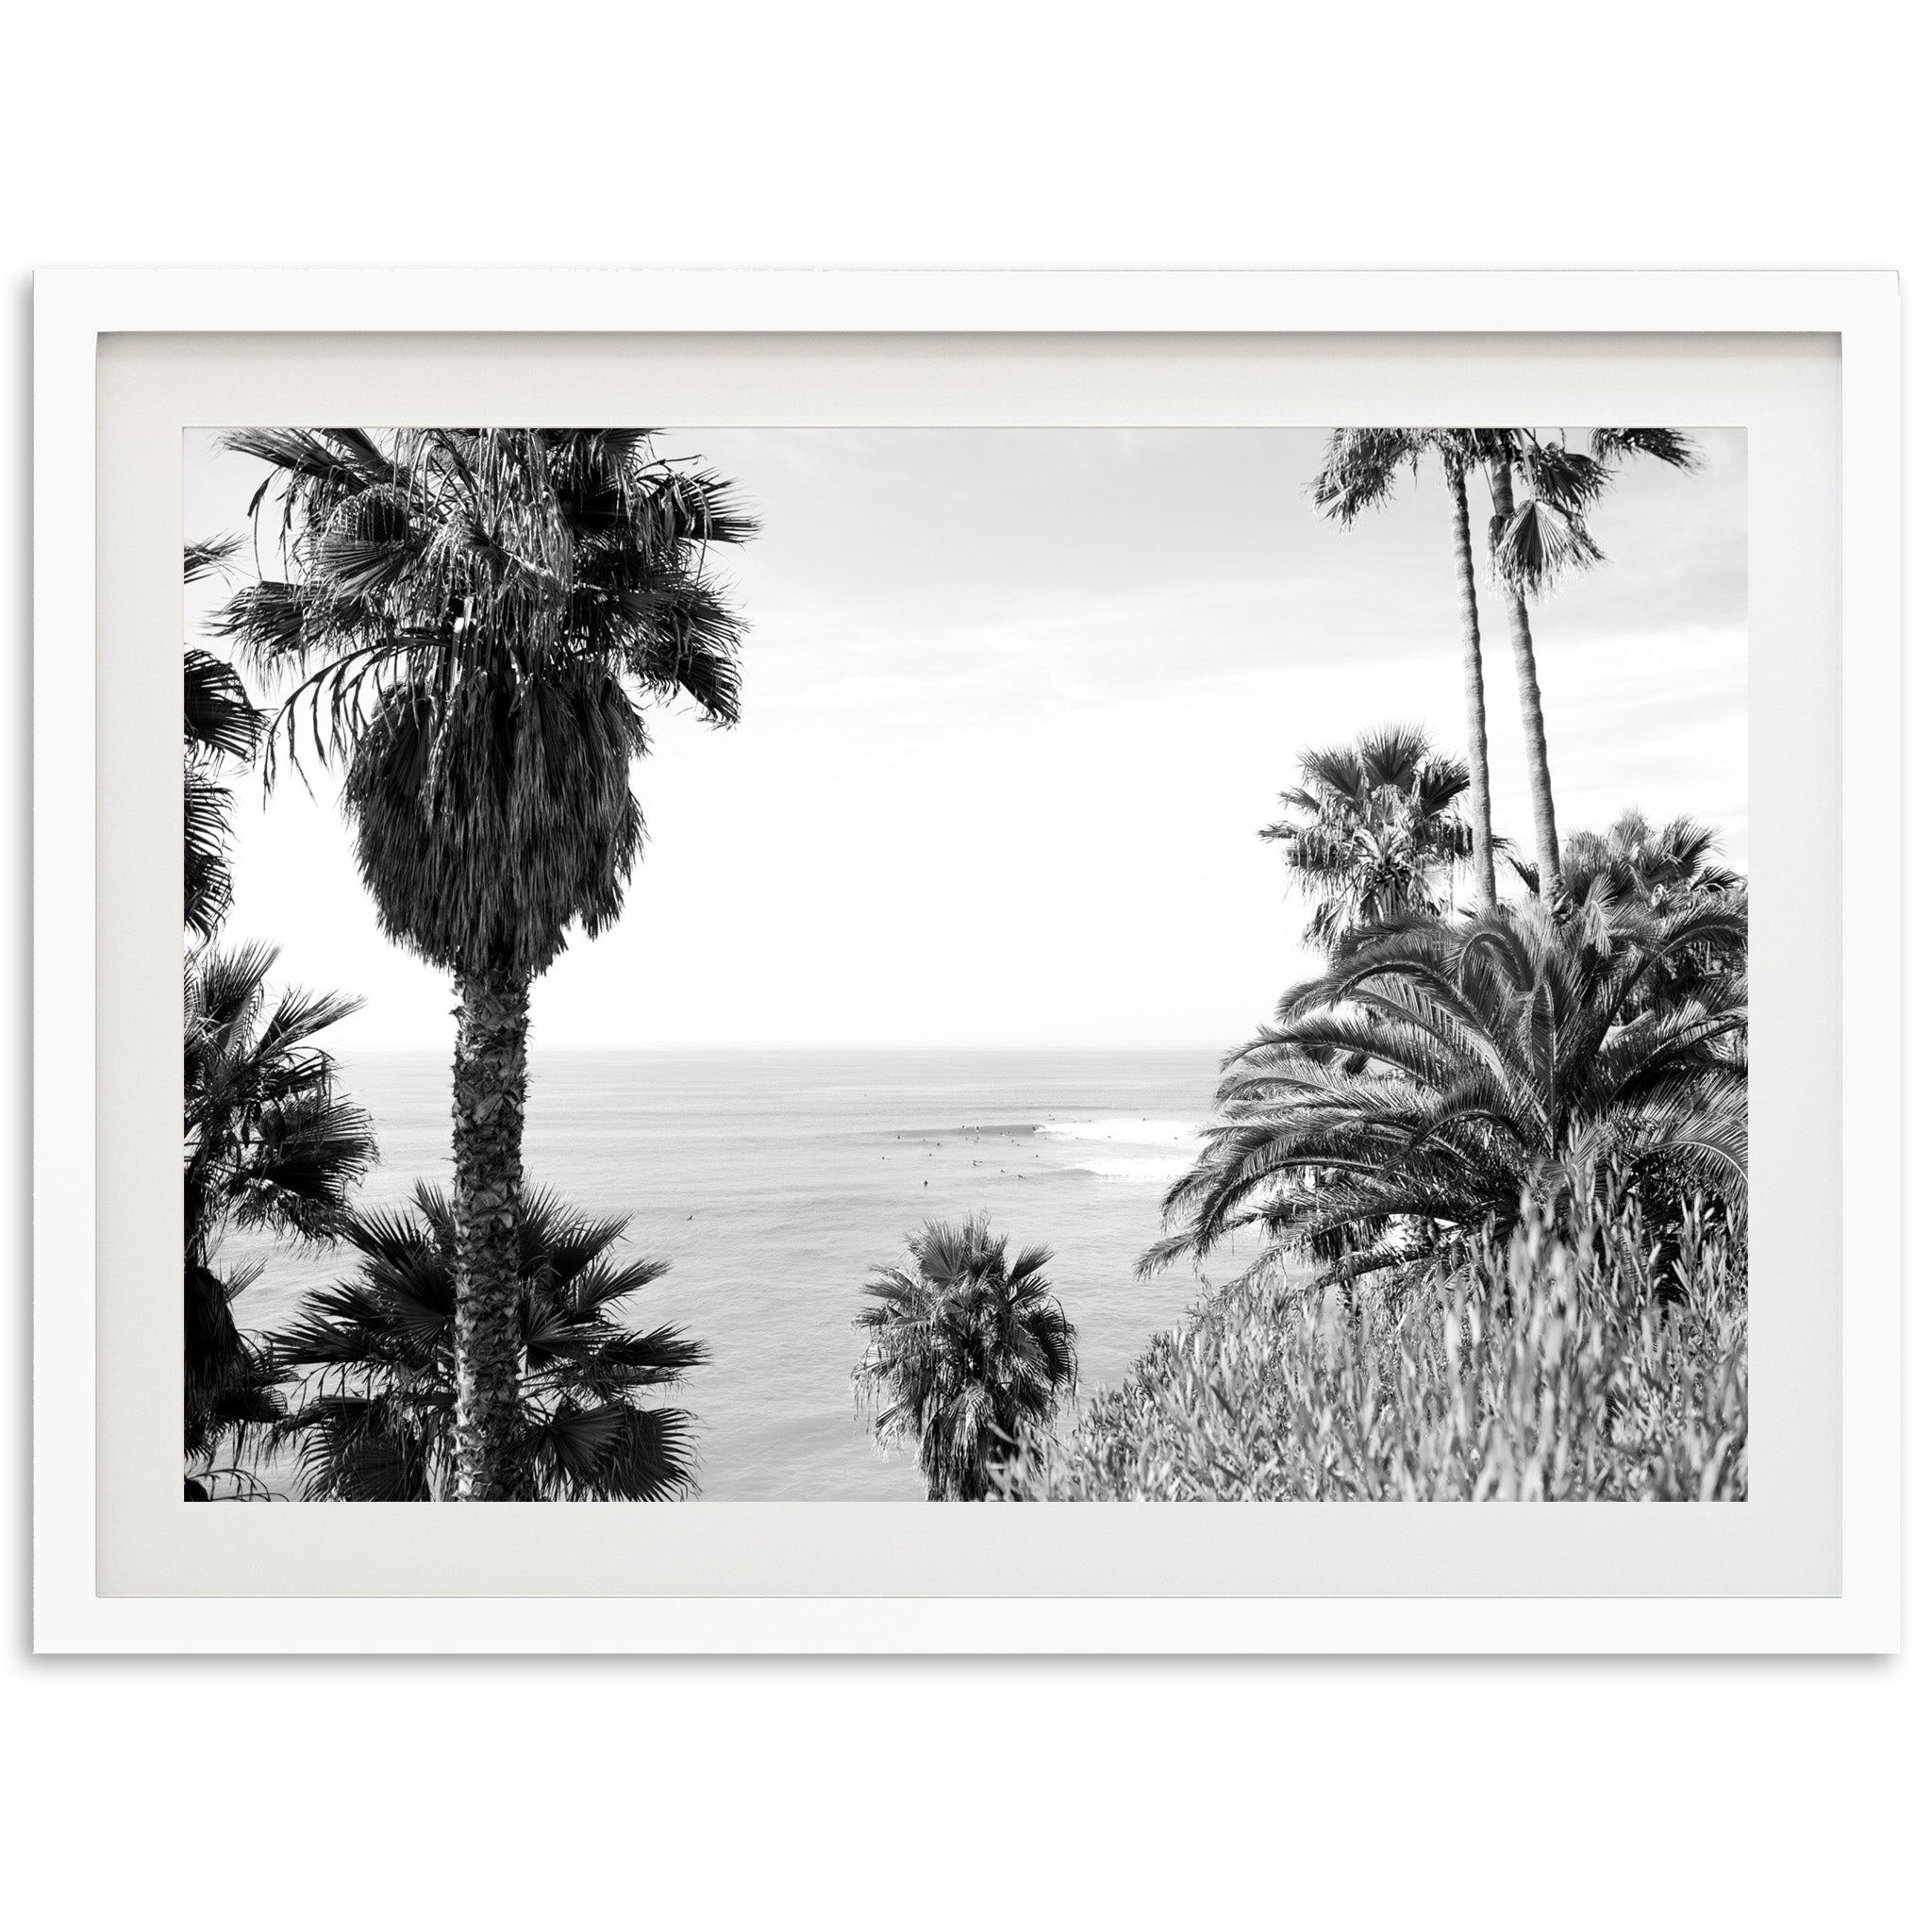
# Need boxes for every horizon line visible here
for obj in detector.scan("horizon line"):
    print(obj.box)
[334,1041,1237,1056]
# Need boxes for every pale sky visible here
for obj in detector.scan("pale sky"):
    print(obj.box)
[183,427,1747,1051]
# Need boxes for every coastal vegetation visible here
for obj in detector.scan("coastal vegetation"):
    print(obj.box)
[1006,814,1749,1503]
[854,1216,1078,1500]
[1008,426,1744,1503]
[186,420,1743,1506]
[1003,1188,1745,1501]
[271,1185,707,1502]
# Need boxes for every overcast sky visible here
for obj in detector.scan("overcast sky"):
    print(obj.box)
[184,426,1747,1051]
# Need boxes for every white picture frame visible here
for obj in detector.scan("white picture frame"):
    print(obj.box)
[34,269,1901,1654]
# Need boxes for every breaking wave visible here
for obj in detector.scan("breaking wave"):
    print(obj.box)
[1068,1155,1197,1182]
[1035,1118,1202,1182]
[1035,1118,1201,1149]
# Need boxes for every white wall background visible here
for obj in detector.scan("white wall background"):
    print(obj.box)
[4,6,1921,1927]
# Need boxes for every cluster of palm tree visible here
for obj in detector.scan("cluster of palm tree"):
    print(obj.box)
[1309,427,1700,908]
[1149,426,1743,1307]
[854,1216,1078,1500]
[213,428,754,1501]
[187,417,1736,1501]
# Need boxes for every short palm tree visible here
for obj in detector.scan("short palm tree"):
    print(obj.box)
[271,1183,707,1502]
[1533,811,1746,1019]
[1259,724,1474,951]
[1312,430,1501,908]
[219,428,754,1498]
[184,942,376,1492]
[1521,808,1741,915]
[855,1216,1078,1500]
[1142,891,1747,1298]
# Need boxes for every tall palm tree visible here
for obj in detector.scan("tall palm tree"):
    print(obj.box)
[1478,429,1702,905]
[854,1216,1078,1500]
[1312,429,1500,908]
[1141,891,1747,1299]
[184,942,377,1493]
[271,1183,707,1502]
[218,429,754,1499]
[1259,724,1474,951]
[1312,428,1702,910]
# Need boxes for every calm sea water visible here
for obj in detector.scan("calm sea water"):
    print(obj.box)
[229,1049,1227,1499]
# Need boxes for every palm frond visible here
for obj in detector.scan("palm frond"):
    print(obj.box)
[1147,885,1747,1299]
[1588,428,1702,473]
[1491,497,1606,593]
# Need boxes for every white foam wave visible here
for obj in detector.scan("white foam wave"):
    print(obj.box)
[1036,1117,1201,1149]
[1071,1155,1195,1183]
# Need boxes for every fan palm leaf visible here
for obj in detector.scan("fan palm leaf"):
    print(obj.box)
[272,1181,706,1502]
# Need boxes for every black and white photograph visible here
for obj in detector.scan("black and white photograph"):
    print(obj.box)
[182,423,1748,1506]
[14,3,1921,1915]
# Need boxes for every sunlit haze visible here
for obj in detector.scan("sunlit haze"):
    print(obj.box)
[184,426,1747,1052]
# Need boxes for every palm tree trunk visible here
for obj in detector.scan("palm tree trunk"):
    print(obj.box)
[450,964,529,1500]
[1486,458,1563,903]
[1445,465,1497,911]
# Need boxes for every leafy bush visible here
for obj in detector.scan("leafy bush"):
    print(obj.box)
[1003,1192,1744,1502]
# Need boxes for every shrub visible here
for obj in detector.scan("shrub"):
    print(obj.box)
[1002,1192,1744,1502]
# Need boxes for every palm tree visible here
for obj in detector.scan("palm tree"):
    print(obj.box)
[1478,429,1702,905]
[184,538,260,941]
[271,1183,707,1502]
[1312,430,1501,908]
[1523,808,1742,915]
[1312,428,1702,910]
[184,942,377,1494]
[218,429,754,1499]
[1259,724,1474,951]
[854,1216,1078,1500]
[1516,811,1745,1019]
[1141,890,1747,1299]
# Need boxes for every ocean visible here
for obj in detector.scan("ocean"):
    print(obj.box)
[228,1048,1230,1499]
